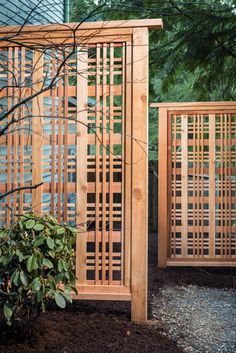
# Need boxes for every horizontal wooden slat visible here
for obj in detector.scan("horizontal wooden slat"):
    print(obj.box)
[0,19,163,36]
[151,101,236,109]
[167,260,236,267]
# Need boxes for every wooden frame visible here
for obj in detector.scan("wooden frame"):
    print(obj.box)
[151,102,236,268]
[0,19,163,323]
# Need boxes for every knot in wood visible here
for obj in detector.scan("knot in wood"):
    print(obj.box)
[133,188,142,201]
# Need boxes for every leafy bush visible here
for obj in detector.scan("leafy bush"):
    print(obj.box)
[0,213,77,325]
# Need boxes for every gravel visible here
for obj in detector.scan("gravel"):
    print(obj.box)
[151,284,236,353]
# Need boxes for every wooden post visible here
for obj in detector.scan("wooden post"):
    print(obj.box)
[32,50,43,214]
[131,27,148,323]
[158,108,168,267]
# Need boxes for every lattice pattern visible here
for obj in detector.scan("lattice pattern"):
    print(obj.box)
[0,42,128,288]
[0,47,34,223]
[170,113,236,259]
[0,18,160,321]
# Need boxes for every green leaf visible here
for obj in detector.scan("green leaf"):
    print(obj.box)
[55,239,63,246]
[22,213,31,218]
[27,255,34,272]
[47,223,56,230]
[48,250,55,258]
[47,237,55,249]
[20,270,29,287]
[58,258,64,272]
[71,285,78,295]
[33,237,45,247]
[56,227,65,235]
[65,272,70,280]
[16,250,24,262]
[33,223,44,231]
[3,303,13,325]
[42,258,53,269]
[55,292,66,309]
[25,219,35,229]
[36,289,43,302]
[66,226,77,234]
[48,216,57,224]
[54,273,63,283]
[62,260,68,271]
[11,270,20,286]
[19,220,24,230]
[61,291,72,304]
[26,254,38,272]
[31,278,41,292]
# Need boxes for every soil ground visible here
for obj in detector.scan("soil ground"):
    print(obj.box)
[0,233,235,353]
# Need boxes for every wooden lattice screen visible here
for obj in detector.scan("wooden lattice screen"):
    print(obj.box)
[151,102,236,267]
[0,19,163,322]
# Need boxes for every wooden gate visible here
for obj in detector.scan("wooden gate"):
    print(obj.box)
[0,19,163,322]
[151,102,236,267]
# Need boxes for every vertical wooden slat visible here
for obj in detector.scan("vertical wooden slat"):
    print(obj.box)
[181,115,188,258]
[6,47,13,224]
[167,112,172,258]
[228,113,232,257]
[158,107,168,266]
[19,47,25,215]
[173,115,177,257]
[95,44,101,284]
[209,114,216,258]
[124,41,132,287]
[12,47,18,214]
[102,43,107,284]
[57,51,62,222]
[32,50,43,214]
[51,49,56,216]
[224,113,228,257]
[76,48,88,284]
[193,114,196,257]
[131,27,148,322]
[196,114,200,256]
[220,113,224,256]
[201,114,204,256]
[121,42,126,285]
[109,43,114,285]
[64,51,69,223]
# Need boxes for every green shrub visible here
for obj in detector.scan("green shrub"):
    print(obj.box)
[0,213,77,325]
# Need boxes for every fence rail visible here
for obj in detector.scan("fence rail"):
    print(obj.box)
[151,102,236,267]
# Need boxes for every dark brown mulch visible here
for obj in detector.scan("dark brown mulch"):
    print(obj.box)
[0,233,235,353]
[0,308,184,353]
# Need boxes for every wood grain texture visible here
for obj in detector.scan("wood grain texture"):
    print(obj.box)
[32,50,43,214]
[76,48,88,284]
[131,27,149,323]
[0,22,164,321]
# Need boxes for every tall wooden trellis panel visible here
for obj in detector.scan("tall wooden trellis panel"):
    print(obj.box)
[0,19,163,322]
[151,102,236,267]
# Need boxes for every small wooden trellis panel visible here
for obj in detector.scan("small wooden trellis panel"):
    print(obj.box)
[0,19,163,322]
[151,102,236,267]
